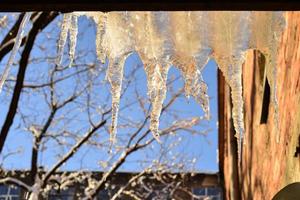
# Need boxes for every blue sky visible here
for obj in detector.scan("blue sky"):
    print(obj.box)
[0,14,219,173]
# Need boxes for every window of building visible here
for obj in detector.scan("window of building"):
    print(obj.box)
[97,189,109,200]
[192,187,222,200]
[48,188,74,200]
[0,185,21,200]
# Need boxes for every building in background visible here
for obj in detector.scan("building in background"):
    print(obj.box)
[0,172,221,200]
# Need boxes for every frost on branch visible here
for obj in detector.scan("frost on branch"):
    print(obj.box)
[0,12,32,93]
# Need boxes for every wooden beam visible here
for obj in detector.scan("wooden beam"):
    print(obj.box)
[1,0,300,11]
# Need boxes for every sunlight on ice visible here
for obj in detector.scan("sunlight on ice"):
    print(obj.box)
[209,11,251,162]
[0,12,32,92]
[56,13,72,66]
[53,11,286,161]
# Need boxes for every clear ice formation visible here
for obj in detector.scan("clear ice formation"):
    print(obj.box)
[68,13,78,67]
[169,12,211,119]
[56,13,79,67]
[53,11,286,161]
[104,12,134,142]
[209,11,251,162]
[249,12,286,143]
[130,12,172,142]
[56,13,72,66]
[0,12,32,92]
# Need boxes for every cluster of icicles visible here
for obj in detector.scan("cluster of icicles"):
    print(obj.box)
[0,12,285,162]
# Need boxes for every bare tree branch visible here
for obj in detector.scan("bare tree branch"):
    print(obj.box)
[0,12,58,154]
[42,119,106,188]
[0,177,31,191]
[0,12,40,62]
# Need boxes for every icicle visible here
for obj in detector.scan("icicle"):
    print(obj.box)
[80,12,107,63]
[229,59,245,163]
[56,13,72,66]
[103,12,134,144]
[68,14,78,67]
[209,11,251,163]
[51,11,287,148]
[170,12,211,119]
[106,56,127,143]
[189,70,210,119]
[130,12,167,65]
[144,64,170,143]
[273,63,280,142]
[91,12,107,64]
[104,12,133,58]
[153,12,173,62]
[271,13,285,143]
[250,12,285,143]
[171,57,210,119]
[0,12,32,93]
[130,12,172,142]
